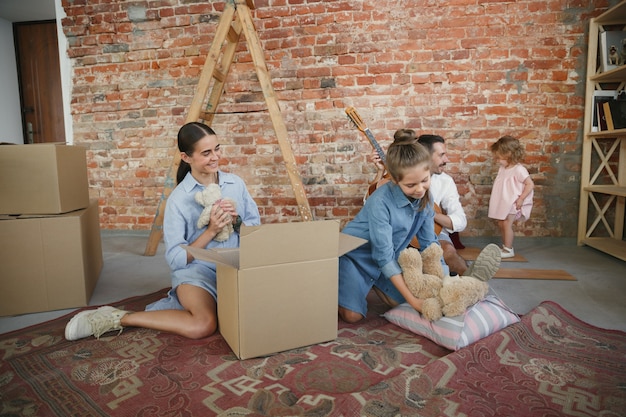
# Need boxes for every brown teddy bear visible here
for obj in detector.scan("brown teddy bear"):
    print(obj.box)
[398,243,501,321]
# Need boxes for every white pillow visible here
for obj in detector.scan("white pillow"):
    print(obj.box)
[383,294,520,351]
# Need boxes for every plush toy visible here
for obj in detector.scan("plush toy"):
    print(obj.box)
[398,243,500,321]
[195,184,237,242]
[398,243,444,302]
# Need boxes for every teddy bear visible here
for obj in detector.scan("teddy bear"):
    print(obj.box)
[195,183,237,242]
[398,243,500,321]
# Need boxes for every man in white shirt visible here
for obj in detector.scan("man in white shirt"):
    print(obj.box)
[417,134,468,275]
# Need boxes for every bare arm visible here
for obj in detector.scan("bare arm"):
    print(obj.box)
[390,273,424,312]
[515,176,535,210]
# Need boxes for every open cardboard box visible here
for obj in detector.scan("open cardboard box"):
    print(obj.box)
[183,220,366,360]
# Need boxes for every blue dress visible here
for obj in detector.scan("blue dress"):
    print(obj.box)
[146,171,261,311]
[338,181,446,317]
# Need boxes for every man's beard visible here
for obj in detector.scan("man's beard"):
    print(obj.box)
[433,164,446,174]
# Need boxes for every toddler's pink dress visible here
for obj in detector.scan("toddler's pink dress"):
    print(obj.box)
[488,164,534,221]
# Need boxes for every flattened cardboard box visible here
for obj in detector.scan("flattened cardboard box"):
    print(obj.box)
[0,199,103,316]
[0,143,89,215]
[184,220,366,360]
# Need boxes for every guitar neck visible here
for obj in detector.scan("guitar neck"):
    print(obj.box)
[364,128,386,163]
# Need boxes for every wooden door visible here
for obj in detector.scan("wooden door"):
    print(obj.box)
[14,21,65,144]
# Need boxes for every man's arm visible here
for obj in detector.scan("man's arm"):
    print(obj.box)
[437,174,467,234]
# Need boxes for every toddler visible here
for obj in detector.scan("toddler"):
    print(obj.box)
[488,136,534,258]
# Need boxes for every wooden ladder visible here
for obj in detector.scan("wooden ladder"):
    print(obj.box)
[144,0,313,256]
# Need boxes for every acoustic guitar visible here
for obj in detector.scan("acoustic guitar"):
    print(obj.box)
[345,106,390,196]
[345,106,442,247]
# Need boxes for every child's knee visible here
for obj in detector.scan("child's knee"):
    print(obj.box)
[339,307,363,323]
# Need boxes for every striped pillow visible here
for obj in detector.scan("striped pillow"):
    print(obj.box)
[383,294,520,351]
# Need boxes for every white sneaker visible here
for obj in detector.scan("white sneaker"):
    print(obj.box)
[501,246,515,259]
[65,306,127,341]
[467,243,502,282]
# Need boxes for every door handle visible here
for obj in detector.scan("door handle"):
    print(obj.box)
[27,122,34,144]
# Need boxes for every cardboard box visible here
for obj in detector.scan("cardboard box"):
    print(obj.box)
[0,143,89,215]
[0,199,103,316]
[184,220,366,360]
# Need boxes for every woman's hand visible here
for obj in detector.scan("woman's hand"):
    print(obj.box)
[217,199,238,222]
[207,201,232,235]
[187,201,234,263]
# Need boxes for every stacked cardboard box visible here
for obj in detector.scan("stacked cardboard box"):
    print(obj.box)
[0,144,103,316]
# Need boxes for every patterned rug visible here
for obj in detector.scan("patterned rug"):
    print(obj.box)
[1,290,624,416]
[366,301,626,416]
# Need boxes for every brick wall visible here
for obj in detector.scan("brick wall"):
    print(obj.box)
[61,0,609,237]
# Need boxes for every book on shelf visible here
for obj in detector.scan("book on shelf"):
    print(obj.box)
[602,99,626,130]
[597,101,608,131]
[592,90,616,131]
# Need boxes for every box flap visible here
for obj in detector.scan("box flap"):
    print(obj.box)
[239,220,341,268]
[216,265,241,358]
[338,233,367,256]
[182,222,366,270]
[182,245,240,268]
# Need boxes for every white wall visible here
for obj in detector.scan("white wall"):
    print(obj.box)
[0,18,25,144]
[0,0,72,145]
[55,0,72,145]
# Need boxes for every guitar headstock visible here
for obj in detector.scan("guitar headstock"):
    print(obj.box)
[345,106,367,132]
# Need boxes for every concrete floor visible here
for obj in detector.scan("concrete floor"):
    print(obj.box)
[1,231,625,334]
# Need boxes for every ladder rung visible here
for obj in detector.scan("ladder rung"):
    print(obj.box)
[213,69,226,83]
[227,26,240,43]
[198,110,213,121]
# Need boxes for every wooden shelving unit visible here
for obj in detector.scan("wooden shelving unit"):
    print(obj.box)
[578,1,626,261]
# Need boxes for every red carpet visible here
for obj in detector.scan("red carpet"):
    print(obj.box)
[1,289,624,416]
